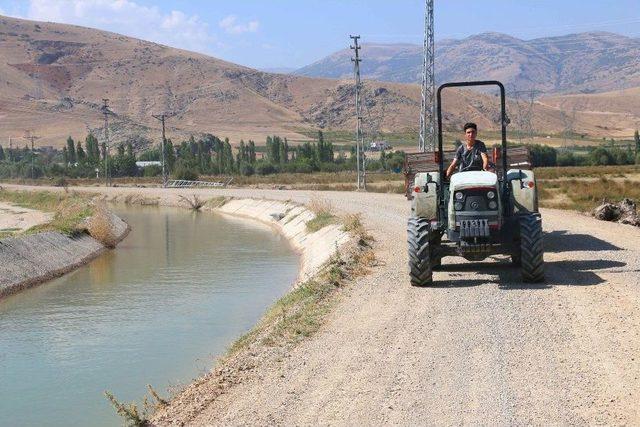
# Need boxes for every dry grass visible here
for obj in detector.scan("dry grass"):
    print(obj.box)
[0,189,94,235]
[85,201,119,248]
[341,213,374,246]
[123,194,160,206]
[536,164,640,180]
[538,177,640,211]
[178,194,205,210]
[306,197,338,232]
[104,385,167,427]
[227,239,375,356]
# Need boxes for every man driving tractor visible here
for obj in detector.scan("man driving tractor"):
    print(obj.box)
[445,122,492,178]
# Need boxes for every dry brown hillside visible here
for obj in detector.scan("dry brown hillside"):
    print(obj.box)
[0,15,638,149]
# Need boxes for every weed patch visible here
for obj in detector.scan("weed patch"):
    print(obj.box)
[306,212,337,232]
[0,189,95,235]
[105,385,168,427]
[305,197,338,232]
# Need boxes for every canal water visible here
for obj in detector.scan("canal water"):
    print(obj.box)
[0,206,300,426]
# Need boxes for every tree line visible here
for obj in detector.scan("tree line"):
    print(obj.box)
[0,130,406,180]
[527,132,640,167]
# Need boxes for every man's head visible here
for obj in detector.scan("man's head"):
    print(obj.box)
[463,122,477,144]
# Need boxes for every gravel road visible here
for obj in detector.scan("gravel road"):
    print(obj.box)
[6,185,640,425]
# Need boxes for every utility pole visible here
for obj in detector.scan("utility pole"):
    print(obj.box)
[419,0,435,152]
[101,99,111,186]
[152,112,174,188]
[23,130,40,180]
[351,34,366,190]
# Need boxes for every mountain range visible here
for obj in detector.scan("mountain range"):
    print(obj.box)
[295,32,640,95]
[0,15,639,149]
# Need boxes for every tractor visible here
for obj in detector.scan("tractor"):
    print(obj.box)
[405,80,544,285]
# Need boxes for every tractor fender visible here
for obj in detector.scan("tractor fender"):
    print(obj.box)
[411,172,439,219]
[507,169,538,213]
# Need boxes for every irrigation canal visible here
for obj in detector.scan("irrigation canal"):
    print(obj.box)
[0,205,299,426]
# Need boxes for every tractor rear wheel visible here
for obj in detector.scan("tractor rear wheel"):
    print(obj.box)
[407,217,433,286]
[519,214,544,283]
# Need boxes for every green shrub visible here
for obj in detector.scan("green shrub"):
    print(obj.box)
[239,163,255,176]
[142,165,162,177]
[172,162,198,180]
[255,162,277,175]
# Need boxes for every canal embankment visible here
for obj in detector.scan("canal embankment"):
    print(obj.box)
[0,191,130,299]
[0,185,372,426]
[214,198,352,282]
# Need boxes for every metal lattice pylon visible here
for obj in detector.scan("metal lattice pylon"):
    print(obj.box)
[419,0,435,152]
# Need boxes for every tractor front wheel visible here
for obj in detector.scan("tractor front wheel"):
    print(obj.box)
[519,214,544,283]
[407,217,434,286]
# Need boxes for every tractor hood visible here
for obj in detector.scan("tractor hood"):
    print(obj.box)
[450,171,498,190]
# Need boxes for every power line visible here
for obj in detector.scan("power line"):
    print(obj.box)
[351,34,366,190]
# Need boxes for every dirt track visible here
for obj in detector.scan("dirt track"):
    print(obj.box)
[6,185,640,424]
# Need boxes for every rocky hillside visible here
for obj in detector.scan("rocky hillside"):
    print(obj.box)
[295,32,640,94]
[0,15,638,149]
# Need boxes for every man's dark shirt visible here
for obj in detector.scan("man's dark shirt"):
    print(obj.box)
[455,140,487,171]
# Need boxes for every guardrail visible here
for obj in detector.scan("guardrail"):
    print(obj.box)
[166,178,233,188]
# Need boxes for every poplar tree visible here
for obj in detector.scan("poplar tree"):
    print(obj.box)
[165,139,176,172]
[67,137,76,165]
[248,140,256,164]
[76,141,86,164]
[85,133,100,165]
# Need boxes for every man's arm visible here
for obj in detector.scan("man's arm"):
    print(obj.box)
[480,152,489,171]
[477,141,490,171]
[446,158,458,178]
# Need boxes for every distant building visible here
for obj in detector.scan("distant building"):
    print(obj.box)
[369,141,392,151]
[136,161,161,168]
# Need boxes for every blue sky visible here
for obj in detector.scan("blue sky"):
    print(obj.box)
[1,0,639,69]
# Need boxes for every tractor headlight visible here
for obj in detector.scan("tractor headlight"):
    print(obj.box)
[454,201,463,211]
[487,191,495,199]
[455,192,464,200]
[488,200,498,210]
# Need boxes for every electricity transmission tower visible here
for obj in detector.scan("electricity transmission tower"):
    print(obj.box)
[23,130,40,180]
[101,99,113,187]
[351,35,366,190]
[418,0,435,152]
[512,88,542,143]
[152,112,175,188]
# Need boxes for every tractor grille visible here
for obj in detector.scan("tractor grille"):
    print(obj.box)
[459,219,489,238]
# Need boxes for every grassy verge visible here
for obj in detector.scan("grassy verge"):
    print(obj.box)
[227,212,374,357]
[0,189,95,236]
[144,209,375,425]
[305,197,339,232]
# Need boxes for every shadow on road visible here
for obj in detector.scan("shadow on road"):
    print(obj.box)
[544,230,622,253]
[432,258,627,290]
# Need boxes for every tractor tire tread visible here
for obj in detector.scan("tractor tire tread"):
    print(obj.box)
[520,213,545,283]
